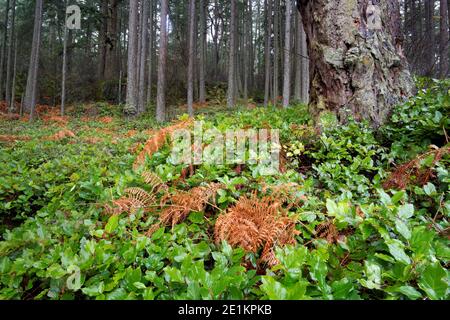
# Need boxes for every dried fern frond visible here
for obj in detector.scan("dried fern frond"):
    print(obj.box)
[141,171,167,193]
[147,182,222,233]
[0,135,31,143]
[214,194,299,268]
[133,119,193,170]
[104,198,146,216]
[104,187,157,216]
[315,221,339,244]
[383,146,449,190]
[262,182,307,211]
[45,129,76,141]
[124,187,156,206]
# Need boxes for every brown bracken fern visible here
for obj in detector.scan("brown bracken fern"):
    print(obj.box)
[315,221,339,244]
[146,182,223,236]
[104,171,167,216]
[262,182,307,210]
[133,119,193,170]
[383,145,449,190]
[214,194,299,267]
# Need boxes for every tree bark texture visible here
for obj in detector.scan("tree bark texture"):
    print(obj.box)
[298,0,414,128]
[156,0,169,122]
[24,0,43,121]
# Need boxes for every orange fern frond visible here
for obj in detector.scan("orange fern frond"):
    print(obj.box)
[214,194,299,268]
[104,187,158,216]
[147,182,222,233]
[124,187,156,206]
[133,119,193,170]
[383,146,450,190]
[104,198,145,216]
[262,182,307,210]
[0,135,31,143]
[45,129,76,141]
[315,221,338,244]
[141,171,166,193]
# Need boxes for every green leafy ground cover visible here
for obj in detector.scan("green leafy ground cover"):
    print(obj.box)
[0,80,449,300]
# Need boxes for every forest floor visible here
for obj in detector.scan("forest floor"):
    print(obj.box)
[0,80,449,300]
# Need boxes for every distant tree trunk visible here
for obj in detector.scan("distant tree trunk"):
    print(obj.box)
[99,0,108,79]
[67,29,73,74]
[256,0,261,76]
[227,0,237,108]
[294,11,309,104]
[187,0,196,116]
[448,0,450,33]
[264,0,272,107]
[5,0,15,107]
[440,0,449,78]
[0,0,10,100]
[243,0,249,102]
[105,0,119,81]
[249,1,255,94]
[125,0,139,115]
[8,32,17,113]
[282,0,292,108]
[424,0,435,76]
[272,0,280,105]
[24,0,43,121]
[138,0,149,113]
[298,0,414,128]
[211,1,218,82]
[193,5,199,102]
[61,0,68,116]
[199,0,207,103]
[294,11,301,101]
[156,0,169,122]
[147,0,154,105]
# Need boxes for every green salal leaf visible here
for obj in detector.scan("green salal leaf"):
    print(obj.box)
[418,263,449,300]
[385,239,411,265]
[385,285,422,300]
[395,219,411,240]
[105,215,119,234]
[398,204,414,219]
[260,277,287,300]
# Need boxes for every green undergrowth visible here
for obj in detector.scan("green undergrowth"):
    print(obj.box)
[0,81,448,300]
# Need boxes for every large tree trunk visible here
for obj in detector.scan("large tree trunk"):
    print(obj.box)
[125,0,139,115]
[24,0,43,121]
[298,0,414,128]
[156,0,169,122]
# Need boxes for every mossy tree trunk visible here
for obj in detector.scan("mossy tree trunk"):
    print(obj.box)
[297,0,414,128]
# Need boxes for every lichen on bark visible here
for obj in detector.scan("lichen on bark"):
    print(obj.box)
[298,0,415,128]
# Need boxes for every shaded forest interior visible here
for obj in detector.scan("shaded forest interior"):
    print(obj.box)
[0,0,448,122]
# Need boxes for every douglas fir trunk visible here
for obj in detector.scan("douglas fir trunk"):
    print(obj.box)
[298,0,414,128]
